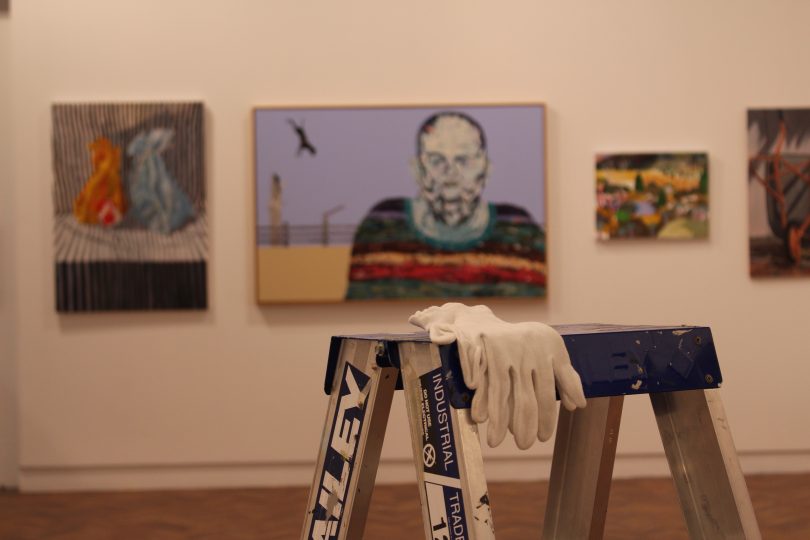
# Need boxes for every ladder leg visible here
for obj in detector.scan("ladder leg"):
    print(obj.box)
[651,389,761,539]
[400,341,496,540]
[542,396,624,540]
[301,339,399,540]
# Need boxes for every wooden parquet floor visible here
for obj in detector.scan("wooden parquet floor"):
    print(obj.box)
[1,474,808,539]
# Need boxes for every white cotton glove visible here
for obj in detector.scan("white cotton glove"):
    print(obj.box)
[408,303,587,450]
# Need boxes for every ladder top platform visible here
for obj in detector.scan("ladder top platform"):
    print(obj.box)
[325,324,722,405]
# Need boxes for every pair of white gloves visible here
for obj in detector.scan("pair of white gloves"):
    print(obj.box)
[409,303,586,450]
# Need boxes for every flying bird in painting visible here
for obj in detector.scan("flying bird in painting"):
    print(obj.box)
[287,119,317,157]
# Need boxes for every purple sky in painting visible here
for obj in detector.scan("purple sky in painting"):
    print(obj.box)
[255,105,545,244]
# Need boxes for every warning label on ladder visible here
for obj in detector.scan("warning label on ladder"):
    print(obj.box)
[308,363,370,540]
[419,367,459,478]
[419,367,468,539]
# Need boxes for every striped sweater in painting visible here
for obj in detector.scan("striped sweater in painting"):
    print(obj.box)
[346,198,546,299]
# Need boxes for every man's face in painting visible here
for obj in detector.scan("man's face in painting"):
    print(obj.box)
[417,115,489,226]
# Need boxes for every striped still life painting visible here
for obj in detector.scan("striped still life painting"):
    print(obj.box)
[52,102,207,311]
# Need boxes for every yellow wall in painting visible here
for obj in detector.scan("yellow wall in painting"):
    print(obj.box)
[598,168,702,191]
[257,247,351,303]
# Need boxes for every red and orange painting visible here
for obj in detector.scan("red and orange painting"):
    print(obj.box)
[748,109,810,277]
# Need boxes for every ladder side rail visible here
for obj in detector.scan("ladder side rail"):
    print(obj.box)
[542,396,624,540]
[400,341,496,540]
[651,389,762,540]
[301,339,398,540]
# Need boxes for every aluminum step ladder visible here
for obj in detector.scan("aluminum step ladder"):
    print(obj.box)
[301,325,761,539]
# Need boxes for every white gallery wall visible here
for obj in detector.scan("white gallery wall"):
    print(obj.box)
[6,0,810,491]
[0,7,18,487]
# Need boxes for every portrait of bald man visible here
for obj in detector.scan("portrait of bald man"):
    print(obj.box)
[346,111,546,299]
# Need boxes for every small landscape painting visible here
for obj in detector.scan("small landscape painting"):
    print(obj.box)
[595,153,709,240]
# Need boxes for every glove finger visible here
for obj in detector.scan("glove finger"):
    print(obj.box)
[407,311,428,329]
[556,365,587,411]
[470,373,489,423]
[484,345,510,448]
[507,384,515,434]
[428,323,457,345]
[457,336,484,389]
[512,368,538,450]
[408,306,443,329]
[533,365,558,442]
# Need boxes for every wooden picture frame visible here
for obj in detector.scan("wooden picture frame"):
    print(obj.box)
[253,103,548,303]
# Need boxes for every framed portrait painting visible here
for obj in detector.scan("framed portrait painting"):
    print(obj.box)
[254,104,547,303]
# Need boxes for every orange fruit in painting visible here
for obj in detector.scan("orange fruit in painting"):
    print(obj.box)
[73,137,126,227]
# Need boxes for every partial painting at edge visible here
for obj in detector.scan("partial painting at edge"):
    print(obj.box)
[52,102,207,311]
[748,109,810,277]
[254,105,547,303]
[595,153,709,240]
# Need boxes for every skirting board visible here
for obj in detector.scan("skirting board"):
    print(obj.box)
[17,450,810,493]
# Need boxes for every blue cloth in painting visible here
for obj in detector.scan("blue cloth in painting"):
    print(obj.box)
[127,128,195,234]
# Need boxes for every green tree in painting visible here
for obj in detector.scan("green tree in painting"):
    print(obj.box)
[597,177,608,191]
[699,169,708,194]
[635,172,644,192]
